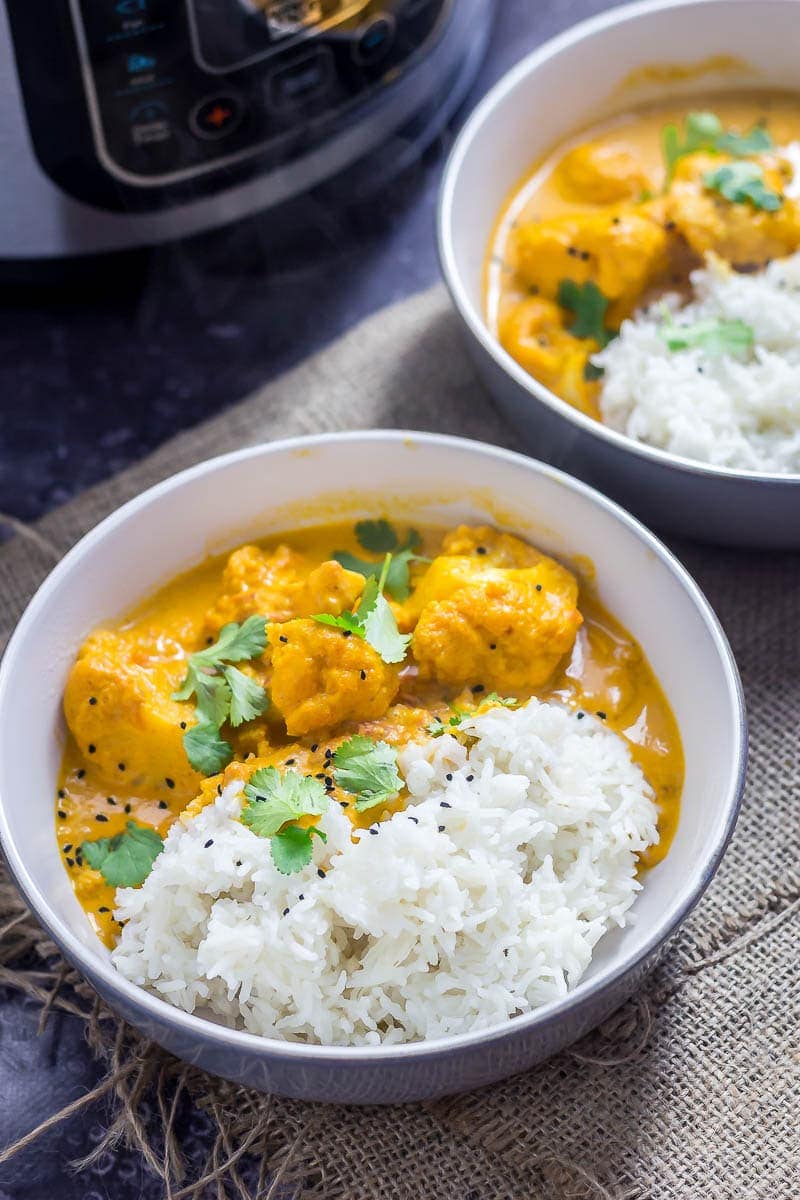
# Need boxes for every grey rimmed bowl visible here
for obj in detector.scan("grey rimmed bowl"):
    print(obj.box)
[0,432,746,1102]
[438,0,800,547]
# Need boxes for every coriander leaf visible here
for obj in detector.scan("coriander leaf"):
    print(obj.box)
[716,123,773,156]
[483,693,519,707]
[355,519,399,554]
[355,575,380,621]
[81,821,164,888]
[183,722,234,775]
[333,735,403,812]
[311,610,367,637]
[659,314,754,357]
[557,280,615,347]
[662,111,723,184]
[192,669,232,728]
[334,547,423,603]
[703,161,782,211]
[241,767,329,838]
[223,665,270,727]
[583,360,604,382]
[270,824,326,875]
[192,615,268,668]
[362,593,411,664]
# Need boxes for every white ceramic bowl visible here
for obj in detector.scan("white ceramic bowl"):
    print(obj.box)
[438,0,800,547]
[0,432,745,1103]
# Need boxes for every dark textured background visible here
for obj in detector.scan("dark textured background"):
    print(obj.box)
[0,2,621,1195]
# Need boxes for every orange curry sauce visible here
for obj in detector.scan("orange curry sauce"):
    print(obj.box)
[56,522,684,945]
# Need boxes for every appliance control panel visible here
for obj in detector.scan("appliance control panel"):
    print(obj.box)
[68,0,449,186]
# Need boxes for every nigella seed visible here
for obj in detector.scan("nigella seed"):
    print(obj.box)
[440,801,451,808]
[58,789,66,799]
[369,827,379,836]
[317,868,326,879]
[165,778,175,789]
[88,697,97,706]
[339,800,349,808]
[95,813,109,823]
[325,776,333,787]
[299,894,304,900]
[360,669,366,680]
[216,785,222,795]
[438,825,445,833]
[283,907,290,916]
[445,772,453,781]
[63,843,73,853]
[315,772,326,779]
[311,744,319,753]
[65,857,75,868]
[106,796,116,806]
[476,546,487,555]
[124,803,132,813]
[77,769,85,779]
[576,712,585,720]
[408,816,419,824]
[235,860,242,867]
[472,684,484,694]
[279,635,288,643]
[489,643,497,650]
[535,584,542,592]
[158,800,168,810]
[204,839,214,849]
[98,906,110,913]
[180,722,187,730]
[58,810,67,819]
[342,630,352,638]
[118,762,126,772]
[597,711,607,720]
[285,758,296,766]
[466,774,474,782]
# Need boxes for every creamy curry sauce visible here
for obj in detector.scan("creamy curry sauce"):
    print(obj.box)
[487,91,800,417]
[56,522,683,945]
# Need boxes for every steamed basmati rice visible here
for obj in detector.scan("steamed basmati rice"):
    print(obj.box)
[595,252,800,472]
[112,698,658,1045]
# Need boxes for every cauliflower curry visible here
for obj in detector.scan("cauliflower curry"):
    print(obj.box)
[487,92,800,417]
[57,521,683,945]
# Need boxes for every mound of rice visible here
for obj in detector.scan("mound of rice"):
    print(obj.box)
[595,252,800,472]
[112,699,658,1045]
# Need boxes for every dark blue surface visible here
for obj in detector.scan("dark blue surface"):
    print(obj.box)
[0,2,621,1194]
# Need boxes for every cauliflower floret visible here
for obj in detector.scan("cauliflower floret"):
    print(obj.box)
[411,559,582,692]
[555,141,653,205]
[512,204,670,322]
[206,545,363,632]
[498,296,600,414]
[441,525,549,568]
[63,630,200,799]
[268,619,400,736]
[666,151,800,267]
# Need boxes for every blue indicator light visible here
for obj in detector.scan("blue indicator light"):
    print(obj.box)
[127,52,156,72]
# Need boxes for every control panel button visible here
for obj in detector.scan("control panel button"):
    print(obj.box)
[190,94,245,140]
[352,15,396,66]
[128,98,172,146]
[269,46,334,110]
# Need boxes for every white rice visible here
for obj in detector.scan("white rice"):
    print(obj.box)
[111,698,658,1045]
[595,252,800,472]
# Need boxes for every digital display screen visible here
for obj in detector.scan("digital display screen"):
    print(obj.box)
[192,0,375,72]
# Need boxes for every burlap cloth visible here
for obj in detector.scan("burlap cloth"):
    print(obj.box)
[1,285,798,1199]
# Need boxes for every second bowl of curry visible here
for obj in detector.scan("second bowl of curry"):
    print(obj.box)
[439,0,800,546]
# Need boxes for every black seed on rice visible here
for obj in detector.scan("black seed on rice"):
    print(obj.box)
[95,814,109,823]
[204,839,213,848]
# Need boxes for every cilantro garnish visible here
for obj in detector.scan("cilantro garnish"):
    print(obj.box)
[659,311,754,357]
[703,161,782,211]
[332,735,402,812]
[241,767,329,875]
[81,821,164,888]
[173,616,269,776]
[583,360,604,382]
[335,528,425,602]
[312,555,411,664]
[354,519,401,554]
[482,693,519,708]
[557,280,616,347]
[427,694,517,737]
[661,111,774,185]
